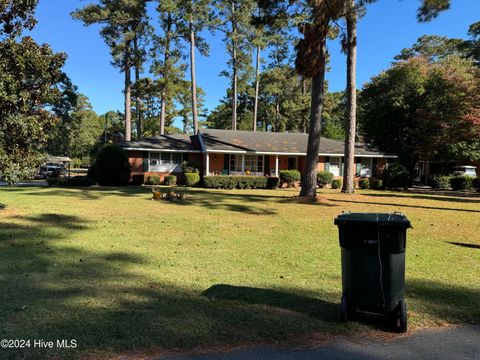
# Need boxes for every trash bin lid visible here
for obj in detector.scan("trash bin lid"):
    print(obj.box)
[334,212,412,228]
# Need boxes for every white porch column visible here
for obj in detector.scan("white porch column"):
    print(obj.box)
[241,154,245,174]
[206,152,210,176]
[275,155,279,177]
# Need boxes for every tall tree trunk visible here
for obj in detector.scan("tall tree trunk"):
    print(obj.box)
[342,1,357,194]
[301,78,307,133]
[124,40,132,142]
[231,1,237,131]
[134,35,142,140]
[253,45,261,132]
[160,16,172,135]
[299,42,327,198]
[190,22,199,134]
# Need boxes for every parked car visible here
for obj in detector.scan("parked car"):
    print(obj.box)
[452,165,477,177]
[38,163,65,178]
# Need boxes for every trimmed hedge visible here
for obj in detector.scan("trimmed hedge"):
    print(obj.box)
[450,176,473,191]
[331,179,342,189]
[164,175,177,186]
[431,175,451,190]
[316,171,334,188]
[370,179,383,190]
[279,170,301,187]
[204,176,278,189]
[146,175,161,185]
[472,177,480,192]
[267,177,280,189]
[359,178,370,189]
[185,172,200,187]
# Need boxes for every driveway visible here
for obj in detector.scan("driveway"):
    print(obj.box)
[159,325,480,360]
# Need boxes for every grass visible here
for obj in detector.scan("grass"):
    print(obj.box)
[0,186,479,359]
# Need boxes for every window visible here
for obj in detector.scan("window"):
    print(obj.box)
[329,157,340,177]
[149,152,183,172]
[244,155,263,173]
[229,155,264,175]
[229,155,242,172]
[360,158,372,177]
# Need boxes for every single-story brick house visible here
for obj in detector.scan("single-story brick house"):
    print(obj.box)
[119,129,397,184]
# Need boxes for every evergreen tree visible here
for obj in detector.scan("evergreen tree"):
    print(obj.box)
[216,0,256,130]
[153,0,187,134]
[72,0,149,142]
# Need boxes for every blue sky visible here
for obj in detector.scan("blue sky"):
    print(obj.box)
[28,0,479,117]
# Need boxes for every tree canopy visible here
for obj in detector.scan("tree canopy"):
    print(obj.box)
[360,56,480,172]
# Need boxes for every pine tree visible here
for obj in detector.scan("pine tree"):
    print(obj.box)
[216,0,256,130]
[72,0,148,142]
[153,0,187,134]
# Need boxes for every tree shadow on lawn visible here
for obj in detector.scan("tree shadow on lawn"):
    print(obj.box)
[363,192,480,204]
[446,241,480,250]
[329,198,480,213]
[1,212,479,359]
[0,185,149,201]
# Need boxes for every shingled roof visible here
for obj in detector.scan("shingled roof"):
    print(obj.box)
[199,129,395,157]
[119,129,395,157]
[119,134,200,152]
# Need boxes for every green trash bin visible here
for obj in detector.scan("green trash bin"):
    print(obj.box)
[334,212,412,332]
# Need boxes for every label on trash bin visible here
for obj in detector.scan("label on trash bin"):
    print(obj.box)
[363,239,378,245]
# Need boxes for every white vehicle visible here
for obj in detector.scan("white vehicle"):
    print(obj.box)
[452,166,477,177]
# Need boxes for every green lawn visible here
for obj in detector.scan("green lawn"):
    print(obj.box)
[0,186,479,359]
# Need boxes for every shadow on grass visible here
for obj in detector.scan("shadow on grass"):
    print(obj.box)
[446,241,480,250]
[201,284,338,321]
[363,192,480,204]
[0,185,149,200]
[1,211,479,358]
[330,198,480,213]
[407,279,480,324]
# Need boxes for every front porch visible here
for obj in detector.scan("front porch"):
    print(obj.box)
[204,152,388,179]
[205,153,305,177]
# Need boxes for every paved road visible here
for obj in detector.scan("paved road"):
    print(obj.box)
[160,325,480,360]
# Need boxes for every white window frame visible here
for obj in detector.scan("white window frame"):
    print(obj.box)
[360,157,373,178]
[229,154,264,176]
[329,157,341,177]
[148,152,183,172]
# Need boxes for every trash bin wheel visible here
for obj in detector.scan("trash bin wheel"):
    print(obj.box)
[395,301,407,333]
[340,295,354,322]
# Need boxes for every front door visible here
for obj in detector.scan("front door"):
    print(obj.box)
[288,157,297,170]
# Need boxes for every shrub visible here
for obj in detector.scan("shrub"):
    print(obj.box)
[431,175,451,190]
[267,177,280,189]
[472,177,480,192]
[93,145,131,186]
[185,172,200,187]
[331,179,342,189]
[370,179,383,190]
[279,170,301,187]
[450,176,473,191]
[181,160,199,174]
[87,163,96,179]
[130,174,144,185]
[382,163,412,189]
[316,171,334,188]
[204,176,269,189]
[164,175,177,186]
[146,175,161,185]
[359,178,370,189]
